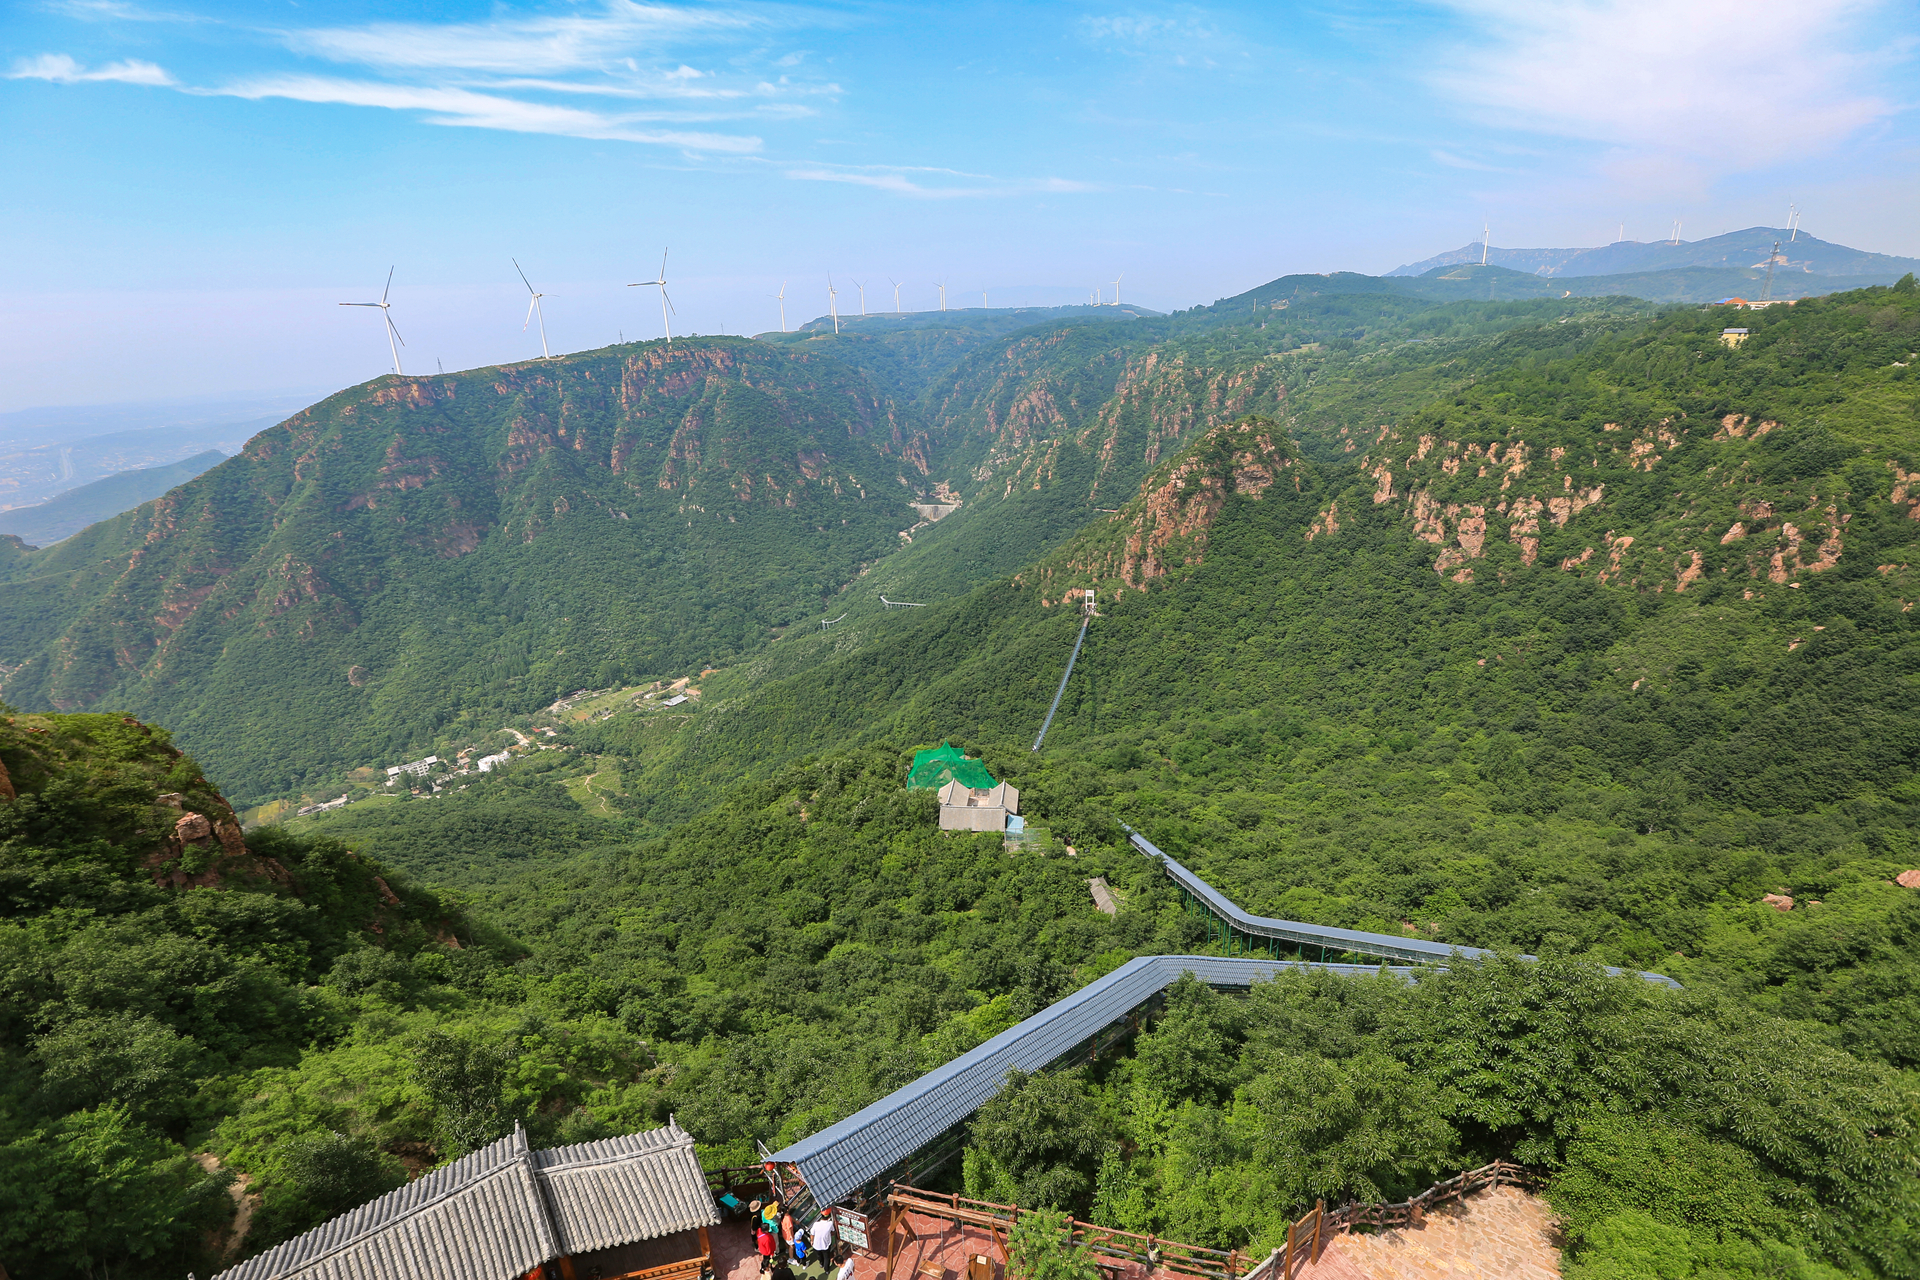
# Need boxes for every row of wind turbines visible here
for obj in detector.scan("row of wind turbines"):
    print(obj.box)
[340,254,678,376]
[341,256,1126,375]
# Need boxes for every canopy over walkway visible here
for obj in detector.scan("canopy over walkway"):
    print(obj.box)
[768,955,1420,1210]
[1127,827,1680,988]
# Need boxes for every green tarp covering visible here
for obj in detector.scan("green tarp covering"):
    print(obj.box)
[907,741,996,790]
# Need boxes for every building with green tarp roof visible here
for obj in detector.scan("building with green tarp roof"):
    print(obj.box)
[907,741,997,790]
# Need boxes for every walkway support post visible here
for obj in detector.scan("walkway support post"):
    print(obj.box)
[1032,598,1093,752]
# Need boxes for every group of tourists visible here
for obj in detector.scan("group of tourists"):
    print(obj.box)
[750,1199,855,1280]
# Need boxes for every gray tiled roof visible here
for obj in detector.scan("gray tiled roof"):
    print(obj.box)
[215,1120,717,1280]
[771,955,1420,1209]
[1127,829,1681,989]
[538,1126,722,1255]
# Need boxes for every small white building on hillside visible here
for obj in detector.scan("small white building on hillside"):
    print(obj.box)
[938,779,1020,832]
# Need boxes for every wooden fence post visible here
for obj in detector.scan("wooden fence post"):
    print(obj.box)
[887,1199,901,1280]
[1282,1221,1296,1280]
[1309,1201,1324,1264]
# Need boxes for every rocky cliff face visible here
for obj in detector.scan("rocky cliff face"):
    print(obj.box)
[0,711,278,891]
[1024,416,1306,600]
[1308,411,1882,597]
[925,331,1288,511]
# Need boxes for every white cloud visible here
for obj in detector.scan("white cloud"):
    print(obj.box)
[284,2,769,75]
[1428,0,1905,173]
[8,52,174,85]
[216,75,762,151]
[785,165,1100,199]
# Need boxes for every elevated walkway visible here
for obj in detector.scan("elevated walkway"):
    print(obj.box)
[770,955,1419,1210]
[1127,827,1679,988]
[769,827,1679,1214]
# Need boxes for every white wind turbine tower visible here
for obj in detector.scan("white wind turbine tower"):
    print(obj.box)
[771,281,788,333]
[339,266,405,375]
[1480,223,1490,266]
[854,280,868,316]
[889,277,903,313]
[513,259,551,359]
[937,281,947,311]
[627,249,675,343]
[1110,274,1123,307]
[827,275,841,334]
[981,285,988,309]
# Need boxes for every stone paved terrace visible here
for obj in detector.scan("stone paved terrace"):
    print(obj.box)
[715,1189,1560,1280]
[1296,1187,1561,1280]
[717,1210,1206,1280]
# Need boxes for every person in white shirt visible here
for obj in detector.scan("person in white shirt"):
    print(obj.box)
[810,1215,836,1257]
[837,1256,856,1280]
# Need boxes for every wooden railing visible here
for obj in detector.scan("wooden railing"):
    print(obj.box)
[706,1164,775,1199]
[1242,1161,1540,1280]
[885,1185,1248,1280]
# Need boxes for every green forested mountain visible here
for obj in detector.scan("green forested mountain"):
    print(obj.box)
[0,284,1644,806]
[6,277,1920,1280]
[0,340,933,801]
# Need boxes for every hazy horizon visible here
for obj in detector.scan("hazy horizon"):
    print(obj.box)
[6,0,1918,411]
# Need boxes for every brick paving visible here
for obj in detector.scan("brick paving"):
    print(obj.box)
[718,1187,1559,1280]
[721,1210,1212,1280]
[1294,1188,1561,1280]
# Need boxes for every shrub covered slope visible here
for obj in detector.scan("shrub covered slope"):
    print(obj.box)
[6,279,1920,1279]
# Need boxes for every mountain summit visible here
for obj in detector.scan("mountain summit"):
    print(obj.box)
[1389,227,1920,283]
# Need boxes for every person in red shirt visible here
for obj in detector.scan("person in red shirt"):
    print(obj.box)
[757,1224,777,1272]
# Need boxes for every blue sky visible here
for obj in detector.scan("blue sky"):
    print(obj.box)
[4,0,1917,410]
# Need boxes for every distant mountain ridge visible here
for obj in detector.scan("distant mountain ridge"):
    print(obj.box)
[1389,227,1920,282]
[0,449,225,547]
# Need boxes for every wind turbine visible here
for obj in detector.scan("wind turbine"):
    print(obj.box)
[513,259,551,359]
[1788,203,1801,242]
[1669,219,1683,246]
[627,249,675,343]
[1111,274,1123,307]
[827,275,841,334]
[339,267,405,375]
[980,285,988,310]
[771,281,788,333]
[1480,223,1490,266]
[937,281,947,312]
[889,277,902,313]
[854,279,868,316]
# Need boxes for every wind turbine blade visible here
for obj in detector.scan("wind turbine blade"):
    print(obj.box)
[382,266,395,305]
[513,258,535,294]
[660,249,669,281]
[387,314,406,346]
[524,296,538,330]
[662,289,676,315]
[340,302,378,307]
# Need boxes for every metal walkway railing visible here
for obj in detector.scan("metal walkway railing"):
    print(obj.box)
[1126,826,1680,988]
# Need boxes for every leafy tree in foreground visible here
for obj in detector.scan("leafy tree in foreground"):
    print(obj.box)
[1007,1208,1102,1280]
